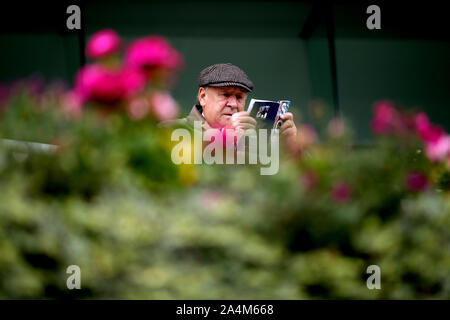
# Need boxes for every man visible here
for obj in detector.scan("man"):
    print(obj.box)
[160,63,297,144]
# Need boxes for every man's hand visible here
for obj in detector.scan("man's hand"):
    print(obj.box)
[279,112,297,143]
[230,110,297,144]
[231,111,257,131]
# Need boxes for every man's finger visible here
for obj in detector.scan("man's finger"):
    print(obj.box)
[236,123,256,131]
[280,112,294,121]
[281,126,296,136]
[232,111,250,119]
[280,119,294,131]
[234,116,257,125]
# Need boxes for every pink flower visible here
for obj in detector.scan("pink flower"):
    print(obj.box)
[125,36,183,71]
[86,29,121,59]
[74,64,126,104]
[327,117,345,138]
[414,112,444,143]
[331,181,351,203]
[127,97,150,120]
[62,91,83,118]
[371,100,402,135]
[405,171,428,192]
[425,134,450,162]
[298,124,318,147]
[120,67,147,97]
[413,112,450,162]
[150,91,179,121]
[74,64,147,105]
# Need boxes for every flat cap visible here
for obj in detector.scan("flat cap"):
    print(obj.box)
[198,63,254,92]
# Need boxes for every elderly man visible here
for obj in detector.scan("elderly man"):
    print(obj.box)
[161,63,297,143]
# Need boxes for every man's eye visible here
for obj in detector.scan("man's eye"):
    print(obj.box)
[236,95,242,100]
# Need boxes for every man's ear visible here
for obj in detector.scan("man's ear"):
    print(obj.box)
[198,87,207,107]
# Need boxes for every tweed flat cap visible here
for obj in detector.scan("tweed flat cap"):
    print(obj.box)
[198,63,254,92]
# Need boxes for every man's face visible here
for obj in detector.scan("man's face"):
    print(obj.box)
[198,86,247,128]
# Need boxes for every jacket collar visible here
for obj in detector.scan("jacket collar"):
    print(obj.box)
[187,104,212,130]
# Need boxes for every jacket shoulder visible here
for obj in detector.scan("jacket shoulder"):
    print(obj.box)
[158,117,192,129]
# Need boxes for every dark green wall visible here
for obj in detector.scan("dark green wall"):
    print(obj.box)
[0,33,79,84]
[336,38,450,142]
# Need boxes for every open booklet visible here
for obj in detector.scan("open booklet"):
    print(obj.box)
[247,99,291,130]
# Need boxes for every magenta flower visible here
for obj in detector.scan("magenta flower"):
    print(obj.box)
[371,100,402,135]
[74,64,126,104]
[150,91,179,121]
[425,134,450,162]
[414,112,444,143]
[74,64,147,105]
[86,29,121,59]
[124,36,183,71]
[120,67,147,97]
[405,171,428,192]
[331,181,351,203]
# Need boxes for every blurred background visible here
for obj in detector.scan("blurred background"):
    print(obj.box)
[0,0,449,300]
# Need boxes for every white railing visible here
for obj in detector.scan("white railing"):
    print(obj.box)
[1,139,58,153]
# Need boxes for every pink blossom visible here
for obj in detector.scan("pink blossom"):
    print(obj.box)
[150,91,179,121]
[414,112,444,143]
[371,100,402,134]
[405,171,428,192]
[415,112,429,133]
[74,64,146,105]
[413,112,450,162]
[331,181,351,203]
[120,67,147,98]
[86,29,121,59]
[127,97,150,120]
[298,124,318,147]
[425,134,450,162]
[327,117,345,138]
[63,91,83,118]
[124,36,183,71]
[74,64,126,104]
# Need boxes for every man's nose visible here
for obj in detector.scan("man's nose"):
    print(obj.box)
[227,96,238,108]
